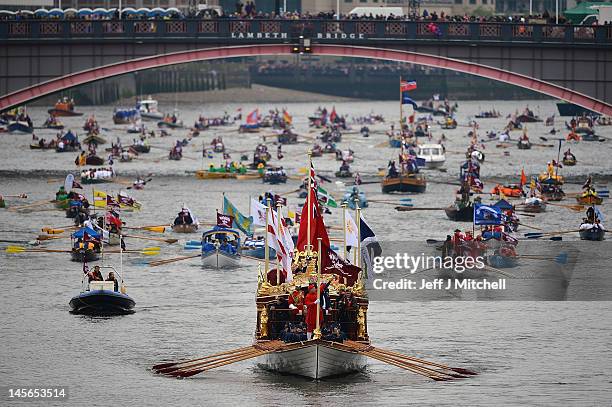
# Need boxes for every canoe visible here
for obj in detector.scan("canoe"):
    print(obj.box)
[69,289,134,315]
[171,224,199,233]
[131,144,151,153]
[445,204,473,221]
[579,224,605,241]
[382,175,427,194]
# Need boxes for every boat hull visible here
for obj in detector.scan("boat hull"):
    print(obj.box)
[171,224,199,233]
[382,176,427,194]
[445,205,473,221]
[8,122,33,134]
[258,342,367,379]
[69,290,135,315]
[201,249,241,268]
[71,249,100,263]
[48,108,83,117]
[579,227,605,241]
[556,102,600,117]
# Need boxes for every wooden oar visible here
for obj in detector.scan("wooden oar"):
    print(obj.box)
[546,202,584,211]
[524,229,580,237]
[3,194,28,198]
[153,345,257,371]
[124,234,178,244]
[170,350,269,378]
[148,253,201,267]
[123,225,168,233]
[5,246,71,254]
[395,207,446,212]
[368,350,470,379]
[8,199,54,212]
[157,347,263,375]
[105,247,161,256]
[36,234,69,241]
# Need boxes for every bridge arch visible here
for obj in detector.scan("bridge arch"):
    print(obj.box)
[1,44,610,115]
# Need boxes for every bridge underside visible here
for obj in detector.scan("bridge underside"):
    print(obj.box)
[1,41,611,114]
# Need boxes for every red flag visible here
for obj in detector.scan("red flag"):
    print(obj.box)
[297,188,330,252]
[329,108,337,123]
[408,114,415,124]
[520,169,527,186]
[217,212,233,228]
[400,80,417,92]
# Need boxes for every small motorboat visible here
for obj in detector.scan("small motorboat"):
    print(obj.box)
[417,144,445,168]
[137,97,164,121]
[113,108,140,125]
[579,223,605,241]
[49,100,83,117]
[69,265,135,315]
[201,226,241,268]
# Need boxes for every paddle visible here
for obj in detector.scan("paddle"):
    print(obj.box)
[524,229,579,238]
[124,234,178,244]
[517,252,568,265]
[396,207,445,212]
[8,199,54,212]
[6,246,71,254]
[105,247,161,256]
[124,225,168,233]
[148,253,202,267]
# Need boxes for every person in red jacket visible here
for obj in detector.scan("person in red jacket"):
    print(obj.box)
[288,289,304,318]
[304,284,323,340]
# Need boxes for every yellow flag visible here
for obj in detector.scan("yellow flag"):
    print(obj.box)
[93,190,107,208]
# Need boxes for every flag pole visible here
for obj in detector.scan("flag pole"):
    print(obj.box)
[264,203,270,276]
[276,202,282,286]
[353,202,358,266]
[356,200,361,270]
[342,202,347,260]
[399,75,403,133]
[314,237,322,340]
[306,151,312,252]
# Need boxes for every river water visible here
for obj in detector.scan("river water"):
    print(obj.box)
[1,99,611,406]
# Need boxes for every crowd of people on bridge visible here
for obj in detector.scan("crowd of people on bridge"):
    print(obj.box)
[0,5,587,26]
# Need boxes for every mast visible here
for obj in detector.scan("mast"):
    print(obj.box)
[264,203,270,276]
[342,202,347,260]
[399,75,403,133]
[315,237,322,339]
[276,202,282,285]
[356,200,361,269]
[306,151,312,251]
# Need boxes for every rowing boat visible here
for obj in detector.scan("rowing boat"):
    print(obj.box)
[382,174,426,194]
[579,223,605,241]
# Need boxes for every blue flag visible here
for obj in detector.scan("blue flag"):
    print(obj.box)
[401,92,418,108]
[223,195,252,236]
[474,203,503,225]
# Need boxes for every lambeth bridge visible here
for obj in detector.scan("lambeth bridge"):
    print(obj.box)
[1,19,611,114]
